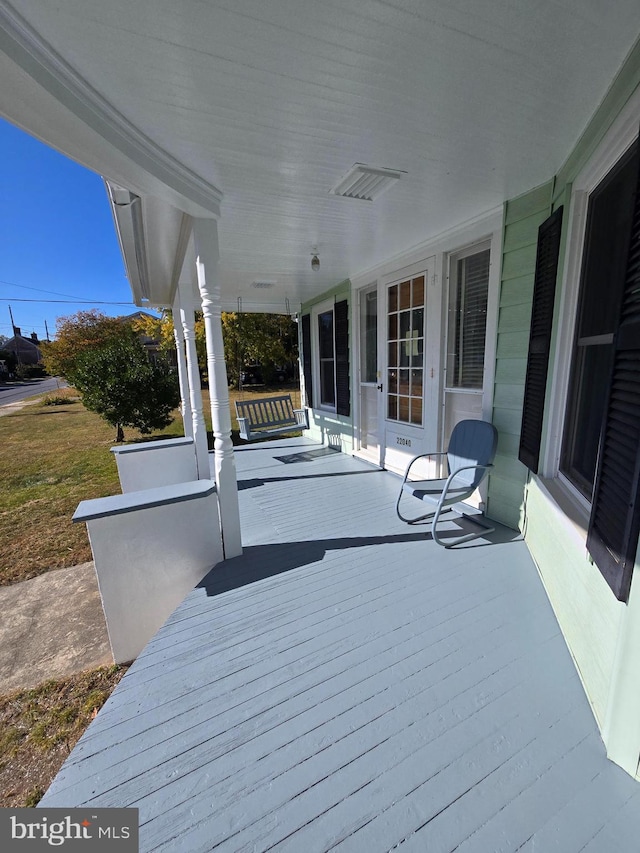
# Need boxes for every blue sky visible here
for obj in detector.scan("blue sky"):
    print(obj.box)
[0,117,140,341]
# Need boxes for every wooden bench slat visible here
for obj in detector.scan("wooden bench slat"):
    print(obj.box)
[235,395,307,441]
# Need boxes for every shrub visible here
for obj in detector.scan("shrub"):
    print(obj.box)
[15,363,47,379]
[72,334,180,442]
[41,394,73,407]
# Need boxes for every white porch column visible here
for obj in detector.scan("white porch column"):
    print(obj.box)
[171,294,193,439]
[193,216,242,559]
[177,280,210,479]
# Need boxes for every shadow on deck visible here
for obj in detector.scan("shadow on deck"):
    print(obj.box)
[41,438,640,851]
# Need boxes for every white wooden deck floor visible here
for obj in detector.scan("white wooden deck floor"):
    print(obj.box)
[41,438,640,851]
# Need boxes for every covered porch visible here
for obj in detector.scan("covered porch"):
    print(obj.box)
[41,438,640,851]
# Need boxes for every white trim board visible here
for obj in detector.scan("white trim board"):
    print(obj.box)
[0,1,223,217]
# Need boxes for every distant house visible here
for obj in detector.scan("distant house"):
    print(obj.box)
[2,329,43,365]
[122,310,176,368]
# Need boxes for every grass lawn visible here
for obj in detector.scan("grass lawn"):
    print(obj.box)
[0,383,301,586]
[0,665,129,808]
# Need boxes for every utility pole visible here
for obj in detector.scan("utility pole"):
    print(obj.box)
[8,305,20,364]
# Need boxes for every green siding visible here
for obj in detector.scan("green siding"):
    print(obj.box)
[501,243,540,282]
[492,41,640,764]
[504,182,554,224]
[492,406,526,436]
[488,181,553,529]
[496,330,532,360]
[503,210,553,252]
[499,302,534,332]
[500,275,536,307]
[492,383,525,411]
[494,357,527,385]
[524,479,624,727]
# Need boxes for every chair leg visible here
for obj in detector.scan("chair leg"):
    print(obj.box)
[433,511,496,548]
[396,491,453,525]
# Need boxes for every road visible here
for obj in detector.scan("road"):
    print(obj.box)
[0,377,67,407]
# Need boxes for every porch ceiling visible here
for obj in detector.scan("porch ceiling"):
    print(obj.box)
[1,1,640,311]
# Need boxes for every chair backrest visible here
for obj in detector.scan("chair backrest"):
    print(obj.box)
[447,419,498,489]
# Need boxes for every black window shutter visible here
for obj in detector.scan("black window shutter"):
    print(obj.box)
[301,313,313,408]
[518,205,564,473]
[587,147,640,602]
[335,299,351,417]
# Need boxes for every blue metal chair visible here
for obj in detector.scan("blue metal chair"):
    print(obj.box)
[396,419,498,547]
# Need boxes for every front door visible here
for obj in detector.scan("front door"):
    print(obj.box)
[356,258,438,474]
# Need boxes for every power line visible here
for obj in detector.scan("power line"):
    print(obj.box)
[0,298,134,305]
[0,278,99,301]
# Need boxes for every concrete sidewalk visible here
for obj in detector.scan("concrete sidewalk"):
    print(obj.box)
[0,563,112,695]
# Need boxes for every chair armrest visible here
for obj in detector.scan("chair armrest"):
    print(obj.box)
[293,408,309,429]
[402,451,448,485]
[237,416,250,440]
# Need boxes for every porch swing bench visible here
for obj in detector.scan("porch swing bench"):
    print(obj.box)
[235,395,308,442]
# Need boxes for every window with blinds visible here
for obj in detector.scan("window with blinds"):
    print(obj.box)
[447,249,490,389]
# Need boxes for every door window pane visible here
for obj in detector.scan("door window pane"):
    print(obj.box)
[411,369,423,397]
[388,394,398,419]
[412,276,425,307]
[399,310,411,343]
[399,396,410,421]
[388,285,398,312]
[399,280,411,310]
[386,274,425,426]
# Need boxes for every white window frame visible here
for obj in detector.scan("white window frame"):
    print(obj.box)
[312,299,337,414]
[541,85,640,513]
[444,240,493,394]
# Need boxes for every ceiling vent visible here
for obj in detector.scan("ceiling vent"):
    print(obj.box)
[330,164,405,201]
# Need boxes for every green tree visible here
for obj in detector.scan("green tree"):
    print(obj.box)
[222,312,298,387]
[134,310,298,388]
[72,333,180,442]
[132,310,208,376]
[41,310,133,383]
